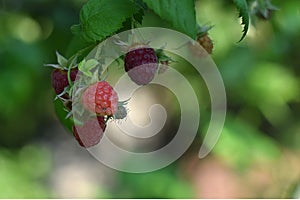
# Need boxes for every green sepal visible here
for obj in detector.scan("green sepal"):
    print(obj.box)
[78,58,99,77]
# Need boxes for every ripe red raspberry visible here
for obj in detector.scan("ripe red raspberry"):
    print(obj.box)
[124,46,158,85]
[197,34,213,54]
[72,116,106,148]
[81,81,119,116]
[51,68,78,95]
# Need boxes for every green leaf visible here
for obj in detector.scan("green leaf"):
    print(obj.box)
[86,59,99,69]
[75,0,142,42]
[54,99,73,134]
[233,0,250,42]
[142,0,197,39]
[78,58,99,77]
[56,51,68,67]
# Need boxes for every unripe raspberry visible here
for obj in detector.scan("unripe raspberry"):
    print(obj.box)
[197,34,213,54]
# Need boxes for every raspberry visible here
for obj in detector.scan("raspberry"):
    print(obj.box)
[72,116,106,148]
[197,34,213,54]
[51,68,78,95]
[81,81,119,116]
[124,46,158,85]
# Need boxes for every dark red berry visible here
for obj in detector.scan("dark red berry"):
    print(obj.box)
[72,116,106,148]
[51,68,78,95]
[124,46,158,85]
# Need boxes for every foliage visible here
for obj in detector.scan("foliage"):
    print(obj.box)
[232,0,250,41]
[142,0,197,38]
[71,0,142,42]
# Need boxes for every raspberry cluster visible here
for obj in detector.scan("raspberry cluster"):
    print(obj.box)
[48,41,174,148]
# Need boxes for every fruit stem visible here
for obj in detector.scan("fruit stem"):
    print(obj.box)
[67,66,72,87]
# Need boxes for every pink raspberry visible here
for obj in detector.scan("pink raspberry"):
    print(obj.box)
[81,81,119,116]
[72,116,106,148]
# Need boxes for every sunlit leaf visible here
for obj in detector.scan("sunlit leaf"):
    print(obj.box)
[142,0,197,39]
[73,0,142,42]
[233,0,250,42]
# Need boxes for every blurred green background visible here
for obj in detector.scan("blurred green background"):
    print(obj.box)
[0,0,299,198]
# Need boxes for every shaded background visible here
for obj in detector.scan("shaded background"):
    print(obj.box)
[0,0,299,198]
